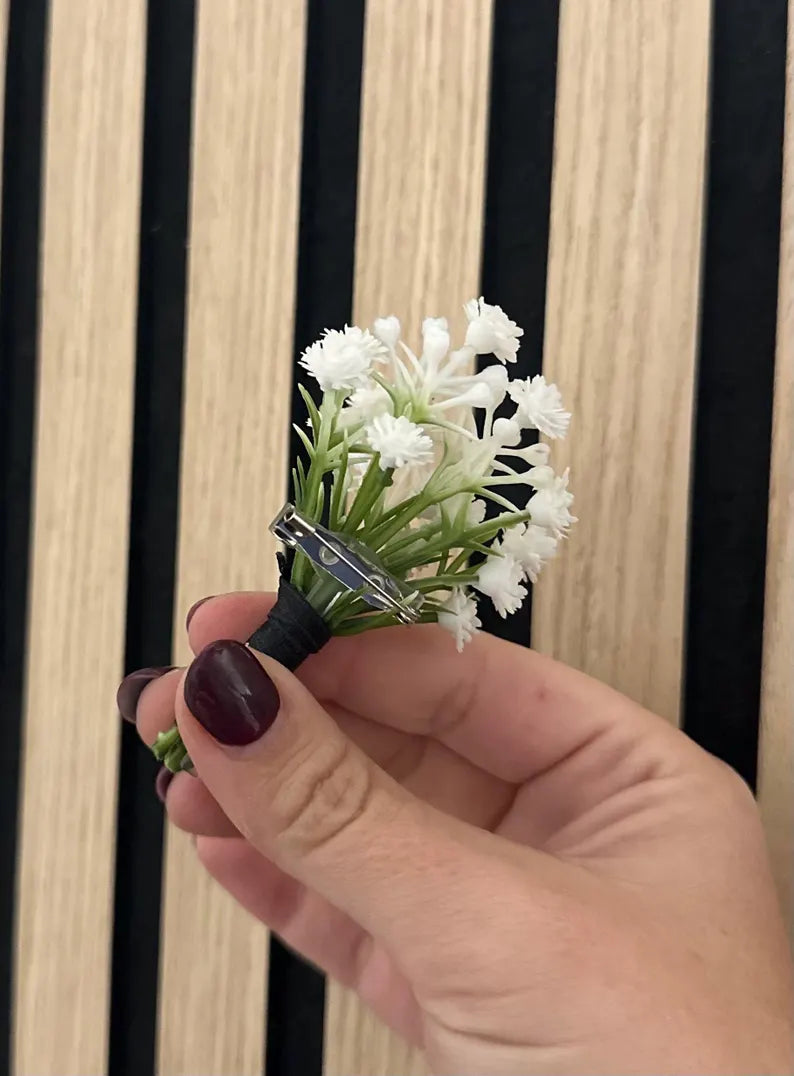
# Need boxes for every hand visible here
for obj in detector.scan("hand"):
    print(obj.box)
[125,592,794,1075]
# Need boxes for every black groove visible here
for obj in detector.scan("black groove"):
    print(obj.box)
[477,1,561,645]
[683,0,787,789]
[266,2,366,1075]
[109,3,195,1073]
[0,0,48,1068]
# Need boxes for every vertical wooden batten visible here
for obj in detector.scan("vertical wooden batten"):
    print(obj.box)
[12,2,146,1072]
[758,1,794,946]
[322,2,493,1073]
[533,0,712,724]
[156,2,307,1073]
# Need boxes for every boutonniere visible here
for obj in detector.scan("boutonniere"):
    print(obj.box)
[153,299,575,773]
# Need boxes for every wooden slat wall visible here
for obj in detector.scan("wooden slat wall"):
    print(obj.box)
[4,2,793,1075]
[156,2,307,1073]
[759,0,794,946]
[533,0,712,726]
[12,2,146,1072]
[322,4,492,1071]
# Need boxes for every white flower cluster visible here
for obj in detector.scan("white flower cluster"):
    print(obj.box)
[295,299,576,649]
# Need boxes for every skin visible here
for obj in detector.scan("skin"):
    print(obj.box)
[134,592,794,1075]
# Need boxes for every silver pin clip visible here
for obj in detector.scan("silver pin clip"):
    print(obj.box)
[270,504,424,625]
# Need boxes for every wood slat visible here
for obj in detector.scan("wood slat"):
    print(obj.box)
[758,1,794,947]
[533,0,712,724]
[156,3,307,1073]
[323,2,493,1073]
[12,2,146,1072]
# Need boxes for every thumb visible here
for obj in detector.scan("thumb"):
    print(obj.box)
[177,639,516,963]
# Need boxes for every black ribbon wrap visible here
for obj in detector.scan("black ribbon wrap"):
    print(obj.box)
[246,572,332,671]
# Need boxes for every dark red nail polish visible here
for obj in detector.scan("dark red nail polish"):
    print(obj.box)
[116,666,176,723]
[184,640,280,746]
[185,595,214,631]
[155,767,174,803]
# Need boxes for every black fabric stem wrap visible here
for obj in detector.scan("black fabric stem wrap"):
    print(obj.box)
[246,576,331,671]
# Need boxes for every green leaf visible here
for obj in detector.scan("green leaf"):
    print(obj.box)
[298,383,323,438]
[329,435,350,530]
[291,465,303,502]
[293,423,316,461]
[295,457,307,510]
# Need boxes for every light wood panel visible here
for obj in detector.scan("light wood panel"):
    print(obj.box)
[323,2,493,1073]
[533,0,711,724]
[156,3,307,1073]
[12,2,146,1072]
[758,2,794,947]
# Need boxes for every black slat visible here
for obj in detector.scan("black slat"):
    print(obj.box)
[0,0,48,1068]
[266,2,366,1074]
[109,3,195,1074]
[477,0,561,645]
[683,0,787,789]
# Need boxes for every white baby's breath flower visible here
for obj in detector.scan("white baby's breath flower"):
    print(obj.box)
[365,414,434,471]
[347,457,370,490]
[502,441,551,467]
[525,464,556,488]
[372,315,401,350]
[474,364,509,409]
[438,588,481,652]
[464,297,523,363]
[528,469,576,537]
[421,316,450,370]
[508,375,571,439]
[300,326,386,392]
[341,382,393,426]
[466,498,487,526]
[491,417,522,447]
[500,523,558,583]
[475,552,527,617]
[418,503,442,524]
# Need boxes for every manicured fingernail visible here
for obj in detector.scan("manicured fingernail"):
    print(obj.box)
[185,595,213,631]
[155,767,173,803]
[185,639,280,747]
[117,666,176,723]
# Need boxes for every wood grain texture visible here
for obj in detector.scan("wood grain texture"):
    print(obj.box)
[12,2,145,1072]
[758,2,794,946]
[156,3,307,1073]
[323,2,493,1073]
[533,0,711,724]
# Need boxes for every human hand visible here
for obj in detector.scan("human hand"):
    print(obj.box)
[122,592,794,1075]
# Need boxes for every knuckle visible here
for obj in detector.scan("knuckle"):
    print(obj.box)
[708,755,756,810]
[271,735,374,858]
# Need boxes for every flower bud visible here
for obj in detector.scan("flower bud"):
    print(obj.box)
[372,315,401,350]
[492,417,522,446]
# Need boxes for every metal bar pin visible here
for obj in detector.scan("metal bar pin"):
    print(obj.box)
[269,503,424,625]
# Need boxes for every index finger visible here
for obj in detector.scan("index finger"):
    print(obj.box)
[186,591,680,783]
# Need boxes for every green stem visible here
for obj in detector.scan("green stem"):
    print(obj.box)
[152,723,181,762]
[447,548,471,573]
[164,741,187,773]
[151,723,193,773]
[342,457,392,533]
[413,572,478,592]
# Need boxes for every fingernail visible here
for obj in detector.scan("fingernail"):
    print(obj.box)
[186,595,213,631]
[185,639,280,747]
[117,666,176,723]
[155,767,173,803]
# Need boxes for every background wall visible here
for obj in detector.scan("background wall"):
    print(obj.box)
[0,1,791,1074]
